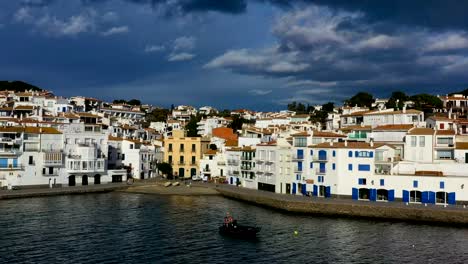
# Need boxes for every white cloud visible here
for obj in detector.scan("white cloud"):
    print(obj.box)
[286,79,337,87]
[355,35,404,50]
[204,49,267,69]
[14,7,33,23]
[426,33,468,51]
[168,52,196,62]
[37,13,96,36]
[101,26,129,36]
[145,45,165,53]
[249,89,272,96]
[267,61,309,73]
[173,36,196,51]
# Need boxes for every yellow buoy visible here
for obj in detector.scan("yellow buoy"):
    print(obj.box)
[294,230,298,236]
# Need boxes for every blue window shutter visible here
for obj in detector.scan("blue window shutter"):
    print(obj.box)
[413,180,418,188]
[440,181,444,189]
[355,151,359,157]
[352,188,358,200]
[310,150,313,155]
[292,183,296,194]
[369,151,374,158]
[380,179,384,186]
[332,163,336,170]
[297,149,304,158]
[298,162,302,171]
[388,190,395,201]
[447,192,456,205]
[348,164,353,171]
[348,151,352,157]
[0,158,7,168]
[12,159,18,168]
[313,185,318,196]
[429,191,436,204]
[358,178,362,185]
[402,190,409,202]
[421,191,428,203]
[332,151,336,157]
[325,186,331,198]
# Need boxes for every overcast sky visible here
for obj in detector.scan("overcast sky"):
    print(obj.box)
[2,0,468,110]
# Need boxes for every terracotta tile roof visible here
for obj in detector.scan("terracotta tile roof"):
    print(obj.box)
[212,127,238,141]
[435,130,456,135]
[0,126,61,134]
[364,109,422,116]
[407,128,434,135]
[342,125,372,131]
[341,110,373,117]
[310,141,389,149]
[225,139,238,147]
[312,130,346,138]
[373,124,414,131]
[204,149,218,155]
[14,105,34,110]
[456,142,468,149]
[257,140,277,146]
[427,116,453,121]
[291,131,310,137]
[15,92,33,97]
[292,114,310,118]
[76,112,101,118]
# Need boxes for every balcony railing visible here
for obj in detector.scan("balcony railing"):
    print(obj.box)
[294,167,303,173]
[241,166,253,170]
[292,155,304,161]
[229,170,239,175]
[312,156,328,162]
[316,168,326,174]
[0,165,24,170]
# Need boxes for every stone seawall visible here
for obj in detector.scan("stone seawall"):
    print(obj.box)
[0,184,129,200]
[216,187,468,226]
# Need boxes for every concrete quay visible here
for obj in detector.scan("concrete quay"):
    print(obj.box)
[0,182,131,200]
[214,184,468,226]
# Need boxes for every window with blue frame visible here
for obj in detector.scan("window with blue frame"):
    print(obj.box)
[356,151,373,158]
[310,150,313,156]
[358,164,370,171]
[413,180,418,188]
[318,176,324,182]
[358,178,366,185]
[332,163,336,170]
[440,181,444,189]
[310,162,313,169]
[348,151,353,157]
[332,151,336,157]
[348,164,353,171]
[380,179,384,186]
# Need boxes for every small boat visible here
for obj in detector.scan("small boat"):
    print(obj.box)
[219,222,261,239]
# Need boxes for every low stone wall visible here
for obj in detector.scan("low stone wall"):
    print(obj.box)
[0,185,129,200]
[217,188,468,226]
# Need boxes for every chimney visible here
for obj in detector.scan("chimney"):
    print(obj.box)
[402,105,406,113]
[330,141,333,146]
[370,139,374,147]
[344,140,348,147]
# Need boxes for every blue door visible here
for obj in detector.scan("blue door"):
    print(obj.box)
[428,191,436,204]
[388,190,395,201]
[313,185,318,196]
[447,192,456,205]
[230,177,233,185]
[298,162,302,171]
[292,183,296,194]
[370,189,377,201]
[352,188,358,200]
[325,186,331,198]
[297,149,304,159]
[319,163,325,174]
[301,184,306,195]
[402,190,409,202]
[318,150,327,161]
[12,159,18,168]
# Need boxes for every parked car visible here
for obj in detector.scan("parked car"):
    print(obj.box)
[192,175,202,181]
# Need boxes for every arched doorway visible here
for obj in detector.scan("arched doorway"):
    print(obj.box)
[69,175,76,186]
[94,174,101,184]
[190,168,196,177]
[82,175,88,186]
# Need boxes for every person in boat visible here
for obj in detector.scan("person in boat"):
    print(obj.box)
[224,212,234,227]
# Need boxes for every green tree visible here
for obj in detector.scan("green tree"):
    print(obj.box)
[157,162,173,178]
[113,99,127,104]
[345,92,374,108]
[410,94,443,110]
[146,108,170,123]
[321,102,335,112]
[209,144,217,150]
[228,115,247,132]
[186,115,201,137]
[127,99,141,106]
[386,91,408,110]
[0,81,43,92]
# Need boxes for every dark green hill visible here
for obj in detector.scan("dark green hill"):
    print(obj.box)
[0,81,43,92]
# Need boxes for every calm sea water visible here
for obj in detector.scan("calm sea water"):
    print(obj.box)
[0,193,467,264]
